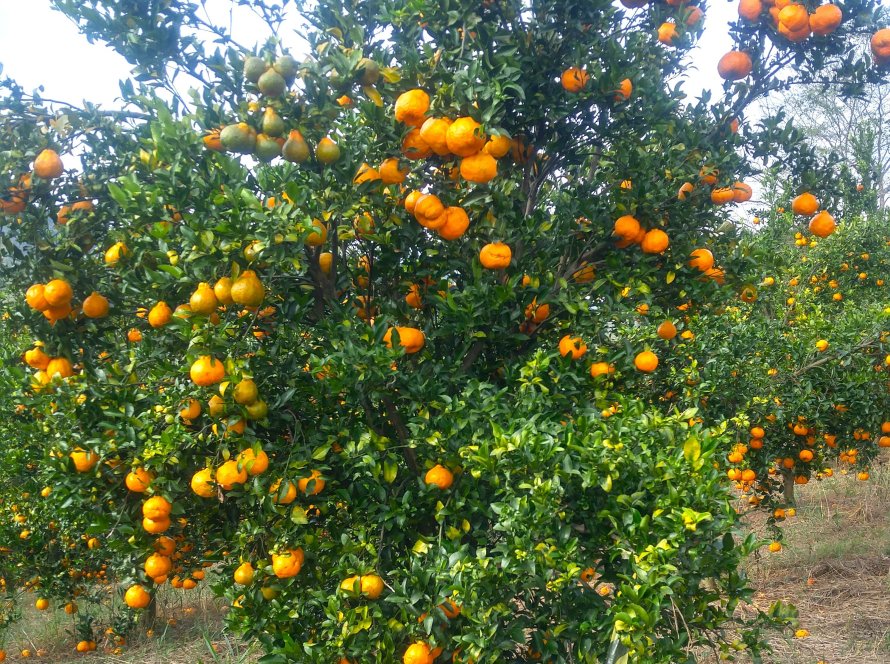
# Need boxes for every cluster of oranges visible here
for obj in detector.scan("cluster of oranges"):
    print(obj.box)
[738,0,843,42]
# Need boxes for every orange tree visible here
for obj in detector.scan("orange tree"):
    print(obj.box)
[670,201,890,518]
[1,0,890,661]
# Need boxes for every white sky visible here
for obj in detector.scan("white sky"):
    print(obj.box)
[0,0,736,110]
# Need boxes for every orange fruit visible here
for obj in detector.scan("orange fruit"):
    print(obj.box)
[689,248,715,272]
[791,192,819,215]
[558,335,588,360]
[738,0,763,20]
[237,448,269,476]
[33,149,64,179]
[809,211,836,237]
[809,4,842,35]
[234,562,255,585]
[190,355,226,386]
[124,584,151,609]
[148,301,173,328]
[483,134,512,158]
[270,478,298,504]
[613,215,641,239]
[24,346,50,370]
[657,320,678,340]
[191,468,215,498]
[144,553,172,578]
[424,464,454,490]
[104,241,129,266]
[479,242,512,269]
[379,157,409,184]
[216,459,248,490]
[560,67,589,92]
[437,207,471,240]
[231,270,265,307]
[82,291,110,318]
[125,468,154,493]
[717,50,753,80]
[189,282,218,315]
[394,89,430,126]
[70,448,98,472]
[419,117,453,156]
[403,643,432,664]
[640,229,669,254]
[446,117,486,157]
[271,548,304,578]
[413,194,447,229]
[401,128,432,159]
[657,22,678,45]
[460,152,497,183]
[43,279,73,307]
[732,182,753,202]
[634,350,659,373]
[25,284,49,311]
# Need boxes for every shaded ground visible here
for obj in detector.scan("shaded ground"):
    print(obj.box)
[4,461,890,663]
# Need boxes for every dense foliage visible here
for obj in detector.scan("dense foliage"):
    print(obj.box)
[0,0,889,662]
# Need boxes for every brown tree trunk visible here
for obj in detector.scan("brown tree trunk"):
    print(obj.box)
[782,469,796,505]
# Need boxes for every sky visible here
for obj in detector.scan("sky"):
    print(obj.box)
[0,0,738,110]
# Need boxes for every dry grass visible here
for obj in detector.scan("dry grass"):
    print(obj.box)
[4,585,257,664]
[741,460,890,663]
[5,462,890,663]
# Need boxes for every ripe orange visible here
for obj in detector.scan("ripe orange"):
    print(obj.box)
[778,4,809,31]
[589,361,614,378]
[35,598,49,610]
[640,229,669,254]
[689,249,714,272]
[810,4,842,36]
[82,291,110,318]
[234,562,255,585]
[414,194,447,229]
[438,207,471,240]
[127,328,143,343]
[657,320,678,340]
[558,335,588,360]
[360,574,385,599]
[871,28,890,64]
[717,50,753,80]
[446,117,486,157]
[104,241,129,266]
[34,149,64,179]
[144,553,172,578]
[189,282,218,315]
[738,0,763,20]
[791,192,818,215]
[124,584,151,609]
[148,301,173,328]
[43,279,73,307]
[657,22,678,45]
[634,350,659,373]
[379,157,409,183]
[154,536,175,556]
[808,211,836,237]
[403,642,432,664]
[216,459,248,490]
[24,346,50,370]
[70,448,98,472]
[419,117,452,156]
[191,468,215,498]
[483,134,512,158]
[237,448,269,476]
[271,548,304,578]
[25,284,49,311]
[401,128,432,159]
[424,464,454,490]
[125,467,154,493]
[142,496,172,520]
[46,356,74,378]
[190,356,226,386]
[383,326,426,354]
[614,78,633,102]
[560,67,589,92]
[298,469,326,495]
[732,181,753,202]
[479,242,512,269]
[613,215,641,240]
[460,152,497,183]
[270,478,298,504]
[711,187,735,204]
[394,89,430,126]
[231,270,265,307]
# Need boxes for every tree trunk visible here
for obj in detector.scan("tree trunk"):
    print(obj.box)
[782,469,796,505]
